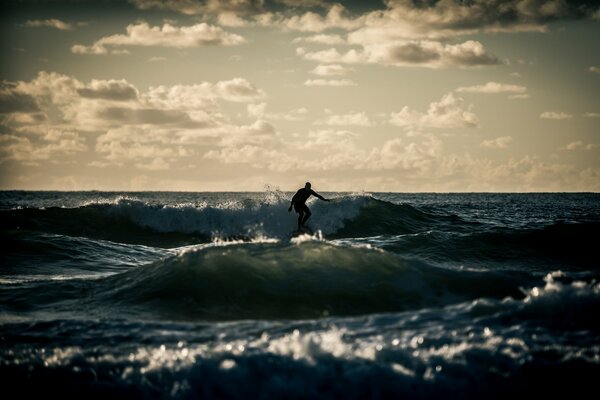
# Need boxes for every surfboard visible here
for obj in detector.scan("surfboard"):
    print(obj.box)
[291,226,313,237]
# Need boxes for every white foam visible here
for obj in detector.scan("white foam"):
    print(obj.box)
[97,195,370,239]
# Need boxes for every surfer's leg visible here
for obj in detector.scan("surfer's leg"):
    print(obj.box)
[297,211,304,229]
[302,207,312,225]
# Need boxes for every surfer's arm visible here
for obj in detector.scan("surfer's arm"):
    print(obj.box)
[311,191,330,202]
[288,192,298,212]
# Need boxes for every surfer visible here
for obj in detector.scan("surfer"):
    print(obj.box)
[288,182,330,231]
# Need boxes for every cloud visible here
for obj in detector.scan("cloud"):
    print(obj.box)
[299,40,498,68]
[346,0,583,42]
[297,47,366,64]
[247,103,308,121]
[213,78,266,102]
[95,126,189,169]
[310,64,353,76]
[0,82,40,113]
[564,141,597,151]
[130,0,265,16]
[72,22,245,54]
[584,112,600,118]
[390,93,478,130]
[590,66,600,73]
[457,81,527,94]
[148,56,167,62]
[247,102,267,118]
[297,129,358,150]
[204,145,295,172]
[565,141,583,150]
[316,112,372,127]
[77,79,139,101]
[282,4,363,32]
[480,136,513,148]
[1,72,272,170]
[292,34,345,45]
[540,111,573,119]
[509,94,530,100]
[0,129,87,165]
[217,12,250,27]
[131,0,597,39]
[245,119,277,135]
[24,19,72,30]
[304,79,357,87]
[95,107,211,128]
[144,78,265,109]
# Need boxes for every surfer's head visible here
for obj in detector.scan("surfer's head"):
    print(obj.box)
[305,182,311,190]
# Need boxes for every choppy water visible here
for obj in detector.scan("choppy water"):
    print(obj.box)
[1,191,599,398]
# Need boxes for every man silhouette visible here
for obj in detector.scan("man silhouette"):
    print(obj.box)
[288,182,330,230]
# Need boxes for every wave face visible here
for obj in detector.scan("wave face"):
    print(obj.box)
[0,240,528,320]
[0,194,498,243]
[95,241,527,320]
[2,195,460,246]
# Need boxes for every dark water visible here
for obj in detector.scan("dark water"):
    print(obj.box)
[1,191,599,398]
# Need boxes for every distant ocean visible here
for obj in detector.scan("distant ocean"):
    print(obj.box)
[1,191,599,399]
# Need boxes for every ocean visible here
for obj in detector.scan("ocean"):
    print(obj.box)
[0,191,598,399]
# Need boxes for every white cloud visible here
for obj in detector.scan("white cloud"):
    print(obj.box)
[247,102,267,118]
[565,141,583,150]
[540,111,573,120]
[564,141,597,151]
[480,136,513,149]
[136,158,171,171]
[304,79,357,87]
[299,129,358,149]
[509,94,530,100]
[390,93,478,130]
[299,40,498,68]
[204,145,296,172]
[346,0,576,42]
[297,47,366,63]
[316,112,372,127]
[24,19,72,30]
[0,129,87,165]
[95,126,189,170]
[144,78,265,109]
[218,12,250,27]
[0,82,40,113]
[77,79,139,101]
[310,64,353,76]
[72,22,245,55]
[148,56,167,62]
[584,112,600,118]
[292,34,345,45]
[1,72,275,170]
[457,82,527,94]
[247,103,308,121]
[283,4,363,32]
[589,66,600,73]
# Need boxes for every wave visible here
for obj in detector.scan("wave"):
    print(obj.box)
[1,231,169,279]
[87,241,528,320]
[0,195,470,247]
[385,220,600,269]
[0,240,530,320]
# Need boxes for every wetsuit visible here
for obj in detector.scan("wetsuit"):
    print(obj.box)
[290,188,326,228]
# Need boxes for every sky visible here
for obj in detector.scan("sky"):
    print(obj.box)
[0,0,599,192]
